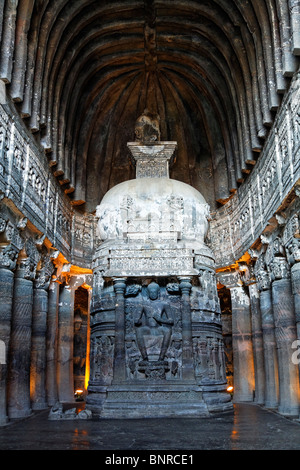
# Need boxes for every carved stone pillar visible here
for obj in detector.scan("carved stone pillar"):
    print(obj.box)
[248,281,265,405]
[291,261,300,339]
[179,276,195,381]
[57,283,75,402]
[46,277,59,406]
[284,218,300,340]
[0,245,18,425]
[30,265,51,410]
[283,213,300,419]
[218,271,255,402]
[270,255,300,416]
[256,259,279,409]
[112,277,127,383]
[7,255,34,418]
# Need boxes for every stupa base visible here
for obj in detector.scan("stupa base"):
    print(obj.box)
[86,382,233,419]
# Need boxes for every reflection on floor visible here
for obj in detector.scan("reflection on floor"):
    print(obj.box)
[0,403,299,450]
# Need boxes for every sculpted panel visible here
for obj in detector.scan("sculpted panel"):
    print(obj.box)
[124,281,182,380]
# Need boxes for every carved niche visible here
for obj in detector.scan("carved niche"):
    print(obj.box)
[124,281,182,380]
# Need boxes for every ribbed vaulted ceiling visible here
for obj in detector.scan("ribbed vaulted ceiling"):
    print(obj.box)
[0,0,299,212]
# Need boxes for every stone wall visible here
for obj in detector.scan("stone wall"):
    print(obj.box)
[0,96,95,269]
[209,71,300,269]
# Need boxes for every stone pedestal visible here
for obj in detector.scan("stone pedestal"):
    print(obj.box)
[112,278,127,383]
[0,267,14,425]
[260,288,279,409]
[7,262,33,419]
[272,277,300,416]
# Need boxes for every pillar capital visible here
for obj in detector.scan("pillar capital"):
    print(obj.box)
[268,256,291,281]
[253,252,271,291]
[0,245,19,270]
[15,253,36,281]
[113,277,127,294]
[34,253,55,290]
[178,276,192,295]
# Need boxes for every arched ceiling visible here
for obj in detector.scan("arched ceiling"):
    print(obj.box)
[0,0,299,213]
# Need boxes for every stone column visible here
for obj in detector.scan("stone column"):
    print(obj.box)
[283,214,300,419]
[30,269,51,410]
[7,256,34,419]
[255,250,280,410]
[291,261,300,340]
[218,271,255,402]
[248,282,265,405]
[258,275,279,410]
[284,230,300,344]
[270,256,300,416]
[179,276,195,381]
[57,283,75,402]
[112,277,127,383]
[46,277,59,406]
[0,246,18,425]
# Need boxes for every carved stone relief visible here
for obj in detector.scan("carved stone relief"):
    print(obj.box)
[124,281,182,380]
[90,335,114,385]
[193,335,226,383]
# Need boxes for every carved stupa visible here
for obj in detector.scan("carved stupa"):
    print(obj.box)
[86,111,232,418]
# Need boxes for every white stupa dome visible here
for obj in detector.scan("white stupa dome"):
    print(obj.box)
[96,176,210,245]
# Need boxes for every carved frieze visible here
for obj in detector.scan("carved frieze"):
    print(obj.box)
[268,257,291,281]
[216,270,241,289]
[0,245,19,270]
[0,103,95,268]
[107,247,195,277]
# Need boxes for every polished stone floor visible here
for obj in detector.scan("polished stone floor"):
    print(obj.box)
[0,403,300,451]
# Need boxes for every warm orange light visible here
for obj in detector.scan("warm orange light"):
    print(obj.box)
[85,290,91,392]
[227,386,234,392]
